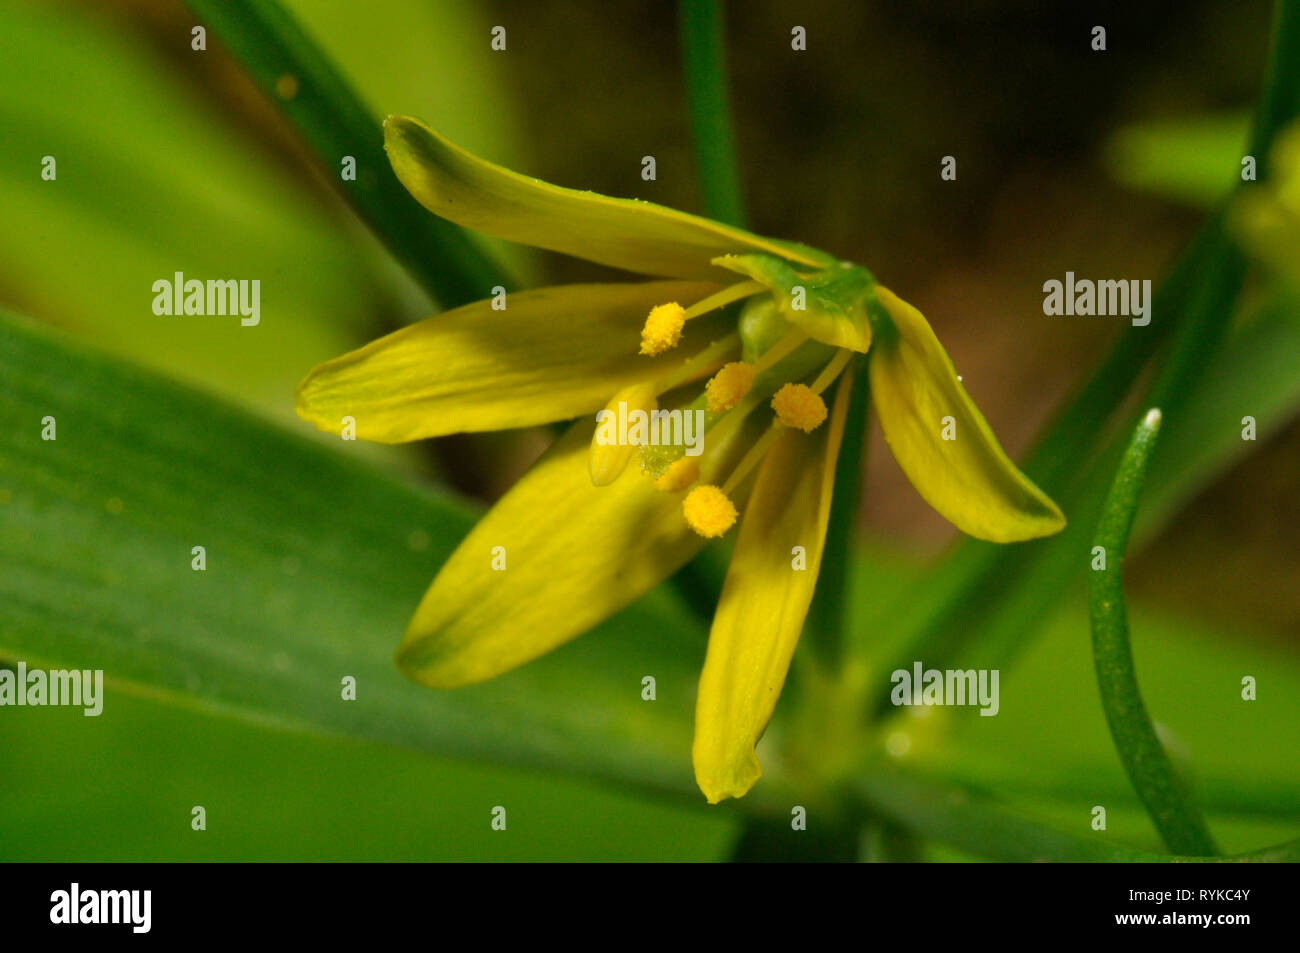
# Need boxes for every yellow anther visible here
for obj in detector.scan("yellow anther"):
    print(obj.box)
[639,302,687,356]
[705,361,756,413]
[771,383,827,432]
[654,456,700,492]
[682,484,738,538]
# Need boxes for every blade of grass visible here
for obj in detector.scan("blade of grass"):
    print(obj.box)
[679,0,746,227]
[868,0,1300,713]
[182,0,508,307]
[1089,410,1218,856]
[853,766,1296,862]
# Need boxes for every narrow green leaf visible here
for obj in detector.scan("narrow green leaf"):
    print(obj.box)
[898,588,1300,832]
[0,310,721,800]
[181,0,508,307]
[0,692,735,861]
[867,0,1300,713]
[854,766,1297,863]
[678,0,746,227]
[1136,298,1300,541]
[1089,410,1218,856]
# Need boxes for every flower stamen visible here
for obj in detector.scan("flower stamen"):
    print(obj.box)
[639,282,765,358]
[682,280,765,320]
[655,456,700,492]
[682,484,738,537]
[705,361,756,413]
[721,423,784,496]
[771,383,828,432]
[809,348,854,394]
[655,332,740,391]
[640,302,687,355]
[767,349,853,432]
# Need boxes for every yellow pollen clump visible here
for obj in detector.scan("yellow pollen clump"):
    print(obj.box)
[654,456,700,492]
[639,302,686,355]
[771,383,828,432]
[705,361,756,413]
[682,484,738,538]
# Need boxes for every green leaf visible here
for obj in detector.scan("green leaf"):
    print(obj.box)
[1136,298,1300,542]
[1105,114,1249,207]
[0,690,735,861]
[181,0,509,307]
[1089,410,1218,856]
[889,582,1300,844]
[0,1,393,417]
[844,538,1300,844]
[0,310,727,802]
[853,766,1298,863]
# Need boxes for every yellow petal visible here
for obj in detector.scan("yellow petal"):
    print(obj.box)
[384,115,834,281]
[589,382,657,485]
[868,286,1066,542]
[296,281,721,442]
[692,372,854,803]
[397,417,756,688]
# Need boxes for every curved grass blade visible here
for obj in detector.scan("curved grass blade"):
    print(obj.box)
[1089,409,1218,856]
[181,0,507,307]
[854,766,1295,863]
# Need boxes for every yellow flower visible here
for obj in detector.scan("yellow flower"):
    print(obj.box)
[295,116,1066,803]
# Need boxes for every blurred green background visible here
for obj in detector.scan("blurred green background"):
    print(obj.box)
[1,0,1296,861]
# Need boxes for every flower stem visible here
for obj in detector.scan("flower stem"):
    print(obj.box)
[181,0,509,308]
[1089,409,1218,856]
[806,361,869,663]
[678,0,747,227]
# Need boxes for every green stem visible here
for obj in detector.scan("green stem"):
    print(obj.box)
[679,0,747,227]
[182,0,508,308]
[1089,410,1218,856]
[853,766,1294,862]
[728,815,861,862]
